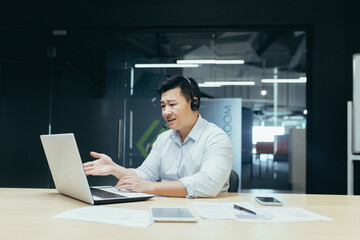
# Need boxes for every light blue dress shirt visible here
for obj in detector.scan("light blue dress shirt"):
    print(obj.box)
[134,115,233,198]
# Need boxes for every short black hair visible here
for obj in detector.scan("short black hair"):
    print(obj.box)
[156,75,201,104]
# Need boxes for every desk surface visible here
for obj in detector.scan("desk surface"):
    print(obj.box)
[1,188,360,240]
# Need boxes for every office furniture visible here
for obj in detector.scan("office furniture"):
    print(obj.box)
[274,134,289,162]
[347,101,360,194]
[353,54,360,153]
[2,188,360,240]
[288,129,306,191]
[255,142,274,176]
[228,170,239,193]
[255,142,274,155]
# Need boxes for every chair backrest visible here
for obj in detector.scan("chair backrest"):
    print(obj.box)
[228,170,239,193]
[255,142,274,154]
[275,134,289,155]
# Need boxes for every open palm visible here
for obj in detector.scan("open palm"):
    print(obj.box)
[83,151,115,176]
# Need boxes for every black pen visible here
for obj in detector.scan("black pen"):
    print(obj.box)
[234,204,257,215]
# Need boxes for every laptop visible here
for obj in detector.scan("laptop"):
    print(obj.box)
[40,133,154,205]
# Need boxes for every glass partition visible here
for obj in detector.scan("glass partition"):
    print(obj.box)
[0,29,307,192]
[123,31,307,192]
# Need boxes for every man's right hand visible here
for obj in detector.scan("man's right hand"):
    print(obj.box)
[83,151,116,176]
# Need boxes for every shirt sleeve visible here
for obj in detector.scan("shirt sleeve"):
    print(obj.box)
[133,135,162,182]
[179,132,233,198]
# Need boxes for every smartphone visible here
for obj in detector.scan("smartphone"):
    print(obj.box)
[255,196,283,206]
[150,207,198,222]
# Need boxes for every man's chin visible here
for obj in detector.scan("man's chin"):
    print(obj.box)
[167,124,177,130]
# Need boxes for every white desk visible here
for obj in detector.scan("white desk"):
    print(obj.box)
[1,188,360,240]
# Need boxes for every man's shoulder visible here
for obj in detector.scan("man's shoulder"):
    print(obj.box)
[199,118,233,150]
[201,118,231,140]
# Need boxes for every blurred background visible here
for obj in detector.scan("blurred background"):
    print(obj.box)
[0,0,359,194]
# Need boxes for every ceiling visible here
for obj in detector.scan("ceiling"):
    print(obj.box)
[0,2,307,124]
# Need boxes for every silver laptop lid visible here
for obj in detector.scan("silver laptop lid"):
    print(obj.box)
[40,133,94,204]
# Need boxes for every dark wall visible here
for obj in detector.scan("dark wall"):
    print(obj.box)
[1,0,359,193]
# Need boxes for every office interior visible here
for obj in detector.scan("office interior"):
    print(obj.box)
[1,0,360,195]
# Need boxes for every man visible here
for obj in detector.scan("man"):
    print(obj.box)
[83,75,233,198]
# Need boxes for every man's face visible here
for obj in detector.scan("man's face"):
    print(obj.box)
[160,87,194,130]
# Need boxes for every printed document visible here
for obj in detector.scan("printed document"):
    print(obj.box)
[192,202,332,222]
[53,206,153,228]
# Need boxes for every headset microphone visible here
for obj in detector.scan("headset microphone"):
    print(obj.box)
[162,123,169,130]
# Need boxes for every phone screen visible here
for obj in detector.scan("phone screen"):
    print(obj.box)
[256,197,281,203]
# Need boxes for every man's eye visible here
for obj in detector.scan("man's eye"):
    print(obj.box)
[161,105,165,108]
[170,104,176,106]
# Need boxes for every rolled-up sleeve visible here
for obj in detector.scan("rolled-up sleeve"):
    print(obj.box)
[180,132,233,198]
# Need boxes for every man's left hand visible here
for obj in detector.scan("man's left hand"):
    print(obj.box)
[115,175,155,193]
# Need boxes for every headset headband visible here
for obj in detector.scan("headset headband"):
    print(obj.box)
[183,76,199,111]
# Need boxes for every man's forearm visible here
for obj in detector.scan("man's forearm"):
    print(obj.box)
[149,180,187,197]
[111,164,136,179]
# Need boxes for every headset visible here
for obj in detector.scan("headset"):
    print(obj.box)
[183,77,200,111]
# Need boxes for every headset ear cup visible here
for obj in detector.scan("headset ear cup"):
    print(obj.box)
[191,99,199,111]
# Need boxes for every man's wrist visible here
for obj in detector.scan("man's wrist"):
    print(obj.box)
[147,182,157,194]
[111,164,136,179]
[110,164,123,179]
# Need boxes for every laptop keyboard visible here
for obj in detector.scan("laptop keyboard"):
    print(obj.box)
[90,188,125,199]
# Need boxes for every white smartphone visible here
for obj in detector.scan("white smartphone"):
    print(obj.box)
[255,196,283,206]
[150,207,198,222]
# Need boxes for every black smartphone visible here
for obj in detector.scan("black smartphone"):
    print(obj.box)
[255,196,283,206]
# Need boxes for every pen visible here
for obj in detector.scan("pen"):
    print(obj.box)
[234,204,257,215]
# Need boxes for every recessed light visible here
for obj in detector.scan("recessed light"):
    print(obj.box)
[176,59,245,64]
[181,45,192,50]
[134,63,199,68]
[261,77,307,83]
[199,81,255,87]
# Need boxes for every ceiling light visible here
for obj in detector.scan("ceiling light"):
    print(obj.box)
[181,45,192,50]
[52,30,67,36]
[199,82,222,87]
[199,81,255,87]
[176,59,245,64]
[261,90,267,96]
[214,60,245,64]
[261,77,307,83]
[134,63,199,68]
[303,109,308,115]
[219,81,255,86]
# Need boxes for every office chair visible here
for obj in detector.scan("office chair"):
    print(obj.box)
[228,170,240,193]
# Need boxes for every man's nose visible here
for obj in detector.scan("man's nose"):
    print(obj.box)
[163,106,171,115]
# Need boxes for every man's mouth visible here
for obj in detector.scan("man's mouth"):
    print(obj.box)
[167,119,175,123]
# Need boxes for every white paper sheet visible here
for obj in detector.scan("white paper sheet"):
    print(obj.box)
[53,206,154,228]
[192,202,236,219]
[255,207,333,222]
[193,202,333,222]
